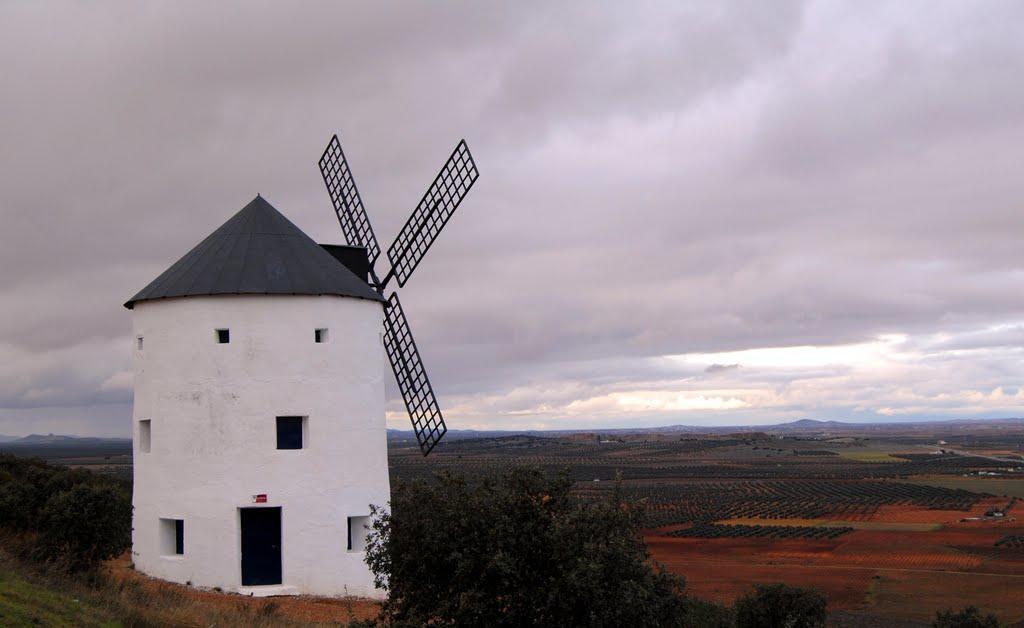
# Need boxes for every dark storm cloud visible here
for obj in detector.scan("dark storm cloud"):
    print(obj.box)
[1,1,1022,435]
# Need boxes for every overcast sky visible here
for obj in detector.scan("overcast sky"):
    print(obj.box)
[1,1,1022,437]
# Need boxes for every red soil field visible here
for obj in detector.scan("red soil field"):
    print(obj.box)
[861,497,1008,524]
[646,503,1024,623]
[646,537,870,609]
[867,571,1024,624]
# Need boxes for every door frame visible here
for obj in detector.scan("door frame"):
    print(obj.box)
[239,506,283,586]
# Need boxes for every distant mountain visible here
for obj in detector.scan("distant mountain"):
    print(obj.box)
[780,419,848,429]
[388,417,1024,440]
[6,434,131,445]
[17,434,81,444]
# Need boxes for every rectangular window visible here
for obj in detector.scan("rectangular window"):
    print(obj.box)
[276,416,306,450]
[159,518,184,555]
[138,419,151,453]
[136,336,144,350]
[348,515,371,552]
[216,328,230,344]
[314,328,328,343]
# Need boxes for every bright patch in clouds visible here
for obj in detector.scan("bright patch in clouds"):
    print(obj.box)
[570,391,749,414]
[428,322,1023,430]
[673,334,910,370]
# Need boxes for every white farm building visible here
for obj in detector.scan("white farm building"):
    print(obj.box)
[125,196,389,597]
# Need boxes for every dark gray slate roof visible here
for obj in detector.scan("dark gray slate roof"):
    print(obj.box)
[125,195,384,309]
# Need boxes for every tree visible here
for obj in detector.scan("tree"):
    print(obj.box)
[36,483,132,571]
[0,454,132,571]
[734,583,827,628]
[364,468,692,627]
[933,606,1000,628]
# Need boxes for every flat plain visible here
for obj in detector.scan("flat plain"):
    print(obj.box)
[390,421,1024,626]
[6,419,1024,626]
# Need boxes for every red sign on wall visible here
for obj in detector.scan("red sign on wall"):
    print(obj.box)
[252,494,267,503]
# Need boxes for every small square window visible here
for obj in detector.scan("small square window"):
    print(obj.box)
[314,328,328,343]
[348,515,371,552]
[138,419,151,453]
[160,518,184,555]
[216,329,230,344]
[276,416,306,450]
[136,336,144,351]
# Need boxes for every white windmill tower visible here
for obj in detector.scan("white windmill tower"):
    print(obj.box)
[125,135,478,596]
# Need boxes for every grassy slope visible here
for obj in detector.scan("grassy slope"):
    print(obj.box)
[0,565,119,627]
[0,551,378,627]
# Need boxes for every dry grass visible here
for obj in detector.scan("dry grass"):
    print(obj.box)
[0,549,380,627]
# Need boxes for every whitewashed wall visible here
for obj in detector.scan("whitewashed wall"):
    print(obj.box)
[130,294,389,597]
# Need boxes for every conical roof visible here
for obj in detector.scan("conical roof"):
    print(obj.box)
[124,195,384,309]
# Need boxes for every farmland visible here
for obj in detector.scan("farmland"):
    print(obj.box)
[391,421,1024,626]
[4,419,1023,625]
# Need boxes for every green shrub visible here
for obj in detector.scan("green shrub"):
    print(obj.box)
[0,454,131,571]
[36,484,132,571]
[364,467,689,627]
[680,596,733,628]
[933,606,1001,628]
[735,583,827,628]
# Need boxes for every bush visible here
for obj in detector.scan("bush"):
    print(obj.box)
[364,467,690,627]
[933,606,1000,628]
[680,596,733,628]
[0,454,131,571]
[735,583,827,628]
[36,484,132,571]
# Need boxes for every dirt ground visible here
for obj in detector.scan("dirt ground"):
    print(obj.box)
[646,497,1024,624]
[105,555,382,624]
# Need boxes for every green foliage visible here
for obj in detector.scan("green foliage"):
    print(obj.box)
[680,596,733,628]
[36,484,132,571]
[0,454,130,571]
[364,467,690,627]
[734,583,827,628]
[933,606,1001,628]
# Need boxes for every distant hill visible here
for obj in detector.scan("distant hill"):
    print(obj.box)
[7,418,1023,449]
[387,417,1024,441]
[0,434,132,461]
[12,434,130,445]
[17,434,82,444]
[778,419,849,429]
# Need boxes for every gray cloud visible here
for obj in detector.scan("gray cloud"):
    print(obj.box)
[705,364,740,374]
[1,1,1023,436]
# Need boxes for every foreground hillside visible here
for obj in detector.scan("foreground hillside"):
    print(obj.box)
[0,552,378,627]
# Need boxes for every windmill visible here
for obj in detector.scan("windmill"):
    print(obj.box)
[319,135,479,456]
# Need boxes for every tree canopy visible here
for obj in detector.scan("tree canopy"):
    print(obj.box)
[363,468,693,627]
[0,454,130,571]
[933,606,1001,628]
[733,583,827,628]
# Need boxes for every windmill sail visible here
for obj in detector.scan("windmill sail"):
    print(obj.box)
[321,132,478,456]
[386,140,478,287]
[382,292,447,455]
[319,135,382,264]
